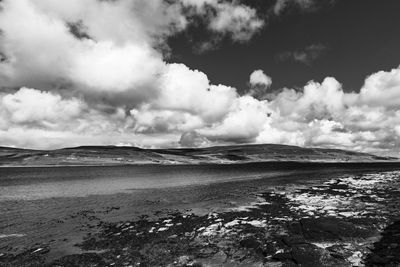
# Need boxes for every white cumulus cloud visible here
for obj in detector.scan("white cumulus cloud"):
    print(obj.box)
[0,0,400,157]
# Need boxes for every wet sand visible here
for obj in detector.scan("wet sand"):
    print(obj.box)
[1,162,400,266]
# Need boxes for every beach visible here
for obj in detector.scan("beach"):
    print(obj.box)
[1,162,400,266]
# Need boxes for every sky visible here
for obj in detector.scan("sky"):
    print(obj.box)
[170,0,400,92]
[1,0,400,156]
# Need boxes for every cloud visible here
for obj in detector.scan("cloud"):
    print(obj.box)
[179,131,211,147]
[207,2,264,42]
[277,44,327,65]
[0,0,257,149]
[249,70,272,88]
[273,0,317,15]
[248,70,272,99]
[3,66,400,156]
[0,0,265,108]
[155,63,238,122]
[176,68,400,156]
[198,96,272,143]
[357,67,400,108]
[261,71,400,155]
[181,0,264,42]
[0,0,168,96]
[0,0,400,157]
[70,41,164,93]
[0,88,83,127]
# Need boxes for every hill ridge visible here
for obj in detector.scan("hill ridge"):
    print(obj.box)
[0,143,397,167]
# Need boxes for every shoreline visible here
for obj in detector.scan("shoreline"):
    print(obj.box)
[1,166,400,266]
[1,159,400,168]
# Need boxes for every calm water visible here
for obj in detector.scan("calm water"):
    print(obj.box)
[2,162,400,256]
[0,164,267,201]
[2,162,400,201]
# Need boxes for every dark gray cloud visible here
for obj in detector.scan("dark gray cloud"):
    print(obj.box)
[273,0,336,15]
[276,44,328,65]
[67,21,92,40]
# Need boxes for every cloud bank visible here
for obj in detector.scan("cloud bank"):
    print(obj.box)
[0,0,399,156]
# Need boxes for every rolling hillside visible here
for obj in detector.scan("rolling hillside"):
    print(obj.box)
[0,144,397,167]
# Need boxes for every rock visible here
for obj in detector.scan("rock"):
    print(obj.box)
[199,247,215,256]
[211,251,227,264]
[281,235,306,246]
[264,262,283,267]
[364,220,400,266]
[371,254,390,264]
[290,244,328,264]
[326,245,353,259]
[290,218,371,241]
[273,244,349,267]
[52,253,106,266]
[190,261,203,267]
[369,254,390,265]
[216,240,232,249]
[240,237,261,249]
[176,255,193,266]
[272,252,292,261]
[237,259,266,266]
[231,249,248,260]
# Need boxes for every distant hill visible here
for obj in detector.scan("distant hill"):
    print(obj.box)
[0,143,397,167]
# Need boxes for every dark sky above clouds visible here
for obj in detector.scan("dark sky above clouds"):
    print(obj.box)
[169,0,400,93]
[1,0,400,156]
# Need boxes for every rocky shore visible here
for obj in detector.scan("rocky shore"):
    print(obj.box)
[1,170,400,266]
